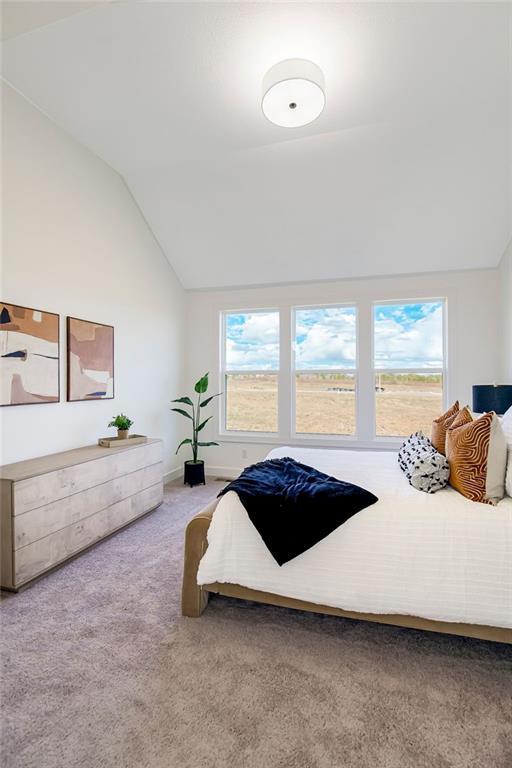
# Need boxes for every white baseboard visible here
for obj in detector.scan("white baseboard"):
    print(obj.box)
[204,465,241,480]
[164,466,183,484]
[164,465,240,485]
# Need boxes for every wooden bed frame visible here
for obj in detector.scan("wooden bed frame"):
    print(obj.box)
[182,500,512,644]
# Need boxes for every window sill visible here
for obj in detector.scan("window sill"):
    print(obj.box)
[216,433,403,451]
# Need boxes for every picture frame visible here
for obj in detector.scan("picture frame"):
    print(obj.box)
[0,301,60,407]
[66,316,114,402]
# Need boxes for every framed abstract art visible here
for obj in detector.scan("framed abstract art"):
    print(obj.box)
[0,302,60,406]
[67,316,114,401]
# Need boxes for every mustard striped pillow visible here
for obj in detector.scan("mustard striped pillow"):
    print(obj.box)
[446,411,507,504]
[447,405,473,430]
[431,401,459,455]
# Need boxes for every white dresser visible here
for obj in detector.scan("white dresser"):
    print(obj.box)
[0,439,164,590]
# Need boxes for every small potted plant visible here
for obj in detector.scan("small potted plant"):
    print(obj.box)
[171,373,220,486]
[108,414,134,440]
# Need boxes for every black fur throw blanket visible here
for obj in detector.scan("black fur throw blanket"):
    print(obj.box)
[218,457,378,565]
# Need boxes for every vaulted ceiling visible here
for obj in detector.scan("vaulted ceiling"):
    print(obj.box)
[2,1,511,289]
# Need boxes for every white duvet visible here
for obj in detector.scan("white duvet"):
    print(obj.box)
[197,447,512,628]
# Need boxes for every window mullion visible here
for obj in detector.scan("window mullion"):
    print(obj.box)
[279,306,291,439]
[357,299,373,442]
[219,311,226,433]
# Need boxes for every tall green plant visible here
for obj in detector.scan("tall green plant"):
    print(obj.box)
[172,373,220,463]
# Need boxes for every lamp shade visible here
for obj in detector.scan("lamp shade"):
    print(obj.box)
[472,385,512,415]
[262,59,325,128]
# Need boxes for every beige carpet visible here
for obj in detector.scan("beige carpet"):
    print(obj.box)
[1,478,511,768]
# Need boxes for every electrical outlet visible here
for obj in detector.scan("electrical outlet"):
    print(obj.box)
[241,448,248,459]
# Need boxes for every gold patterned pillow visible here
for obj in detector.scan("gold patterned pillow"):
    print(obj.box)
[446,411,507,504]
[447,406,473,430]
[431,401,459,455]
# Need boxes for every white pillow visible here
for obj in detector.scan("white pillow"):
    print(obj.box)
[501,406,512,497]
[486,414,508,502]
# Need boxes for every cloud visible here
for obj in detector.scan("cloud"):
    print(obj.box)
[374,303,443,368]
[226,312,279,370]
[225,303,443,372]
[295,307,356,369]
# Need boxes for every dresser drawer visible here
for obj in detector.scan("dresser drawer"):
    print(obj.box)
[13,442,163,515]
[14,482,163,586]
[14,462,163,549]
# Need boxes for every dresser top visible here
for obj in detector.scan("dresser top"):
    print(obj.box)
[0,439,162,482]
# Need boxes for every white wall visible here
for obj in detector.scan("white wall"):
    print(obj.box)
[498,240,512,381]
[0,84,185,474]
[186,269,501,477]
[1,80,505,479]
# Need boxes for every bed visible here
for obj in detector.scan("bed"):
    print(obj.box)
[182,446,512,643]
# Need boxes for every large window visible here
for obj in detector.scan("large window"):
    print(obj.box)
[220,299,445,442]
[294,306,357,435]
[373,301,444,437]
[222,311,279,433]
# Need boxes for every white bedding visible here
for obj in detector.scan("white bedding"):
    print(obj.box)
[197,447,512,628]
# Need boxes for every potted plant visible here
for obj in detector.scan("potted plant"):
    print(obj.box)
[108,414,134,440]
[172,373,220,486]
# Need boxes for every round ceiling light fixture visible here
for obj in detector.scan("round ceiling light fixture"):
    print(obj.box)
[262,59,325,128]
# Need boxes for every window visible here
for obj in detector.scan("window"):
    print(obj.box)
[373,301,444,437]
[222,311,279,433]
[220,298,446,442]
[294,306,357,435]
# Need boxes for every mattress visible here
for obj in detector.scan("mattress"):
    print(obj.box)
[197,447,512,628]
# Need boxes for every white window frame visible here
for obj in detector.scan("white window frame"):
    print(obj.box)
[219,308,281,438]
[217,297,448,450]
[371,298,447,440]
[291,304,358,441]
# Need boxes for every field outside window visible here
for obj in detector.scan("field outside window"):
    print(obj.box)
[294,306,357,436]
[373,301,445,437]
[222,311,279,433]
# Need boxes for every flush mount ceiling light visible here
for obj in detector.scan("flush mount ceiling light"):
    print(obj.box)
[262,58,325,128]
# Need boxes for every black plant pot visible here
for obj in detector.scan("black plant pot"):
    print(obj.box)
[184,460,205,487]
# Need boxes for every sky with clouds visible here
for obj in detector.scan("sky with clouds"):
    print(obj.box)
[374,302,443,369]
[225,302,443,371]
[226,312,280,370]
[295,307,356,369]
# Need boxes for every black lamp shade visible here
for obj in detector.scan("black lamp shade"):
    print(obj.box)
[472,385,512,415]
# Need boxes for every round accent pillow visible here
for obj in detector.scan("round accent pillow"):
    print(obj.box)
[398,432,450,494]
